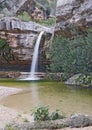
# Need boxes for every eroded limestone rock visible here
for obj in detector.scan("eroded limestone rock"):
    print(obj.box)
[56,0,92,34]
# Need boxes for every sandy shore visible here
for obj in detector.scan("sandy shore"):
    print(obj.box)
[0,86,34,129]
[0,86,92,130]
[0,86,21,128]
[0,86,22,100]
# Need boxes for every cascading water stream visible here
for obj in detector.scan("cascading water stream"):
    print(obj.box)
[28,31,44,80]
[20,31,44,81]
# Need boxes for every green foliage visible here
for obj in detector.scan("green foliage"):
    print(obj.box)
[49,36,70,72]
[17,11,55,26]
[50,110,59,120]
[0,38,14,62]
[0,38,7,47]
[50,110,65,120]
[0,4,5,11]
[75,74,92,86]
[32,105,49,121]
[23,118,29,122]
[32,105,65,121]
[5,124,14,130]
[17,11,31,21]
[49,27,92,80]
[37,17,56,27]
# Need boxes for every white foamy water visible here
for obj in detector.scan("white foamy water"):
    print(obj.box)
[20,31,44,81]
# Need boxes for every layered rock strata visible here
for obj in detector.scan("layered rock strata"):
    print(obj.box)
[56,0,92,35]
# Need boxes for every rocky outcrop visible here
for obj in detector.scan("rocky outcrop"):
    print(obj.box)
[0,0,55,72]
[0,31,37,61]
[0,0,27,16]
[0,17,53,71]
[56,0,92,35]
[5,114,92,129]
[0,17,54,33]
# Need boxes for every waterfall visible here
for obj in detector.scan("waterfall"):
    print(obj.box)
[21,31,44,81]
[29,31,44,80]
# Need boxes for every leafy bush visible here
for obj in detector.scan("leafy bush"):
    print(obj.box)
[0,38,15,62]
[5,124,14,130]
[50,110,65,120]
[17,11,31,21]
[32,105,49,121]
[32,105,65,121]
[37,17,56,27]
[49,27,92,79]
[75,74,92,86]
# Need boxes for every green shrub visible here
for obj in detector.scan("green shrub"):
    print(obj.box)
[75,74,92,86]
[32,105,49,121]
[5,124,14,130]
[17,11,31,21]
[49,27,92,79]
[0,38,15,62]
[32,105,65,121]
[37,17,56,27]
[50,110,65,120]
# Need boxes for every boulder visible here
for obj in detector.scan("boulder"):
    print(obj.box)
[5,114,92,129]
[66,114,92,128]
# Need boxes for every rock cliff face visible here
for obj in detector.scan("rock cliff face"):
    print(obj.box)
[0,17,53,33]
[0,17,53,71]
[1,0,92,72]
[0,0,54,71]
[56,0,92,35]
[0,0,27,16]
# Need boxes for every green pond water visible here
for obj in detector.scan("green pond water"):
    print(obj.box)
[0,80,92,116]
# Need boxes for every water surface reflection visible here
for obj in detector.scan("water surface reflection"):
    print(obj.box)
[0,81,92,116]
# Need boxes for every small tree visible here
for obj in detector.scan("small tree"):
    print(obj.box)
[49,27,92,79]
